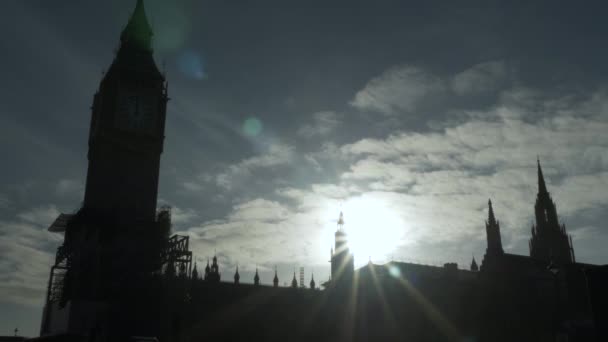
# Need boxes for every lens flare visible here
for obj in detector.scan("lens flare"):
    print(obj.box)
[177,51,206,80]
[388,265,401,278]
[243,117,263,137]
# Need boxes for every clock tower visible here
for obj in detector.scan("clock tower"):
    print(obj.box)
[83,0,167,224]
[41,1,173,338]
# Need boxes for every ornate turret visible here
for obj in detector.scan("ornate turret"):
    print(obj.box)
[310,273,316,289]
[273,267,279,288]
[254,268,260,286]
[206,254,221,283]
[529,159,575,264]
[234,266,240,285]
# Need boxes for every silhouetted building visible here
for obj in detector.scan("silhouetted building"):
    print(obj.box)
[36,1,606,341]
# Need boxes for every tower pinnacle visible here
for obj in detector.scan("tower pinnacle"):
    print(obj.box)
[120,0,153,51]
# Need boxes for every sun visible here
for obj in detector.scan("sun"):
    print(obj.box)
[323,196,405,267]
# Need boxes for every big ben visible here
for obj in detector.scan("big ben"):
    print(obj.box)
[84,0,168,224]
[41,1,173,338]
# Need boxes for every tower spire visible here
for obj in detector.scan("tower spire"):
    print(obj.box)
[120,0,153,51]
[485,199,504,255]
[537,157,548,196]
[488,199,497,226]
[530,159,575,264]
[234,265,240,285]
[273,267,279,287]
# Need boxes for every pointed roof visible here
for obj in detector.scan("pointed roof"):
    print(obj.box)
[337,211,345,229]
[121,0,153,51]
[537,157,548,196]
[273,267,279,284]
[310,273,316,289]
[205,259,210,272]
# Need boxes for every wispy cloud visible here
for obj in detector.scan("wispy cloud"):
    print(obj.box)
[350,65,445,115]
[297,111,341,138]
[451,61,508,95]
[214,143,296,190]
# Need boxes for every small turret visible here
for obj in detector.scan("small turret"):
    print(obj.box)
[273,267,279,287]
[254,268,260,286]
[234,265,240,285]
[204,259,210,280]
[470,256,478,272]
[207,254,221,283]
[291,272,298,288]
[192,261,198,280]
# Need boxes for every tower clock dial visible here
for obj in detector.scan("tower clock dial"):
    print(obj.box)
[116,90,156,134]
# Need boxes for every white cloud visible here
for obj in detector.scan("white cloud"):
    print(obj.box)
[170,206,199,226]
[350,65,444,115]
[0,218,62,307]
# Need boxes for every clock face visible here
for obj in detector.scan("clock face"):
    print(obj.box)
[116,91,156,134]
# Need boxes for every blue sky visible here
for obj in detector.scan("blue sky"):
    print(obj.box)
[1,0,608,337]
